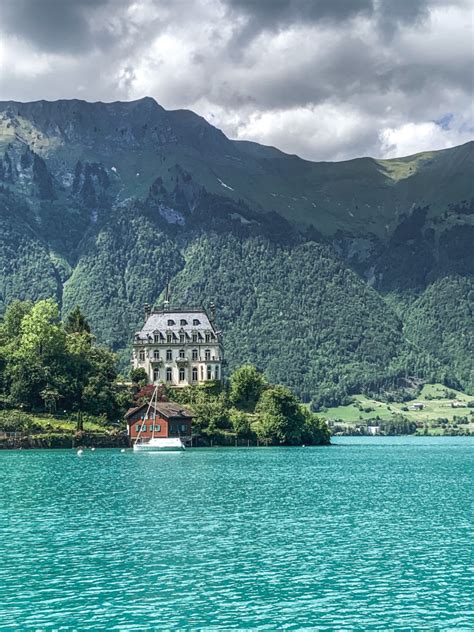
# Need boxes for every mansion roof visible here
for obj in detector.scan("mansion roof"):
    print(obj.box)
[135,308,217,339]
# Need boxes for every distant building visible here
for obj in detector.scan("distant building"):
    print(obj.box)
[367,425,380,435]
[131,302,224,387]
[125,401,193,443]
[408,403,424,411]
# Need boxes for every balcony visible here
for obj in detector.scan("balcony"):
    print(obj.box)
[176,356,189,365]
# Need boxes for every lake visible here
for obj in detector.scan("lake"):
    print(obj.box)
[0,437,472,630]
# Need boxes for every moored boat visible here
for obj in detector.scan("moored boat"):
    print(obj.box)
[133,437,185,452]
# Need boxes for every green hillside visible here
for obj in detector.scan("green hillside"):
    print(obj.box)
[0,98,472,404]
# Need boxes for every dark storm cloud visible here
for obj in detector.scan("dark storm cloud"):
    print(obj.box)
[0,0,117,54]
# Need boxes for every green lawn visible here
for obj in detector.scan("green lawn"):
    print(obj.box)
[320,384,473,429]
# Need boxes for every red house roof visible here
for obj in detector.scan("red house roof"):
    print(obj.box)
[125,401,193,420]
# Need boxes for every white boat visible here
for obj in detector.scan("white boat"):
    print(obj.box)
[133,437,185,452]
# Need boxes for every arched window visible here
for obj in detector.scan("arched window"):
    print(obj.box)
[179,367,185,382]
[153,349,160,360]
[205,349,211,361]
[167,319,175,326]
[207,366,212,380]
[192,349,198,361]
[180,319,187,326]
[192,367,198,382]
[166,367,172,382]
[193,319,200,326]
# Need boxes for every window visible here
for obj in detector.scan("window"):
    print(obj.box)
[153,368,159,382]
[192,349,198,361]
[139,350,145,361]
[205,349,211,361]
[179,333,185,343]
[135,424,140,432]
[181,424,187,432]
[153,349,160,360]
[200,366,204,380]
[142,425,147,432]
[193,319,200,326]
[167,319,175,326]
[155,424,161,432]
[192,332,198,343]
[207,366,212,380]
[166,349,172,361]
[166,333,173,343]
[166,367,172,382]
[205,332,211,343]
[179,367,185,382]
[192,367,198,382]
[215,366,219,380]
[180,319,187,326]
[154,333,160,343]
[179,349,185,359]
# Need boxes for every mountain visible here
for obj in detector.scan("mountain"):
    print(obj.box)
[0,97,472,403]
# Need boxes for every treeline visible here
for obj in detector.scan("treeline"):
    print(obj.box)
[132,364,330,446]
[0,299,127,419]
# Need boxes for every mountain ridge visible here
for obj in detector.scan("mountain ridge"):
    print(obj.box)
[0,98,472,402]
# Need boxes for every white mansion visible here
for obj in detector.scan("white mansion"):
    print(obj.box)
[131,303,224,386]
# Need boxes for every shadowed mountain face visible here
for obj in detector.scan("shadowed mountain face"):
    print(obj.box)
[0,97,472,402]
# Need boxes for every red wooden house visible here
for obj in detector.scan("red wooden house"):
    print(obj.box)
[125,401,193,445]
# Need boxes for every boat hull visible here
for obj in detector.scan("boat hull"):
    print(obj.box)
[133,437,186,452]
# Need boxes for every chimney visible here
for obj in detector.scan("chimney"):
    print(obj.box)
[144,303,151,319]
[209,301,216,321]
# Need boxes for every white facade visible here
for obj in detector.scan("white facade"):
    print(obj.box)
[132,306,224,387]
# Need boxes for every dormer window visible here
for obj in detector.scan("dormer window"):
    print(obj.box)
[180,319,187,326]
[192,332,198,343]
[193,319,200,326]
[167,319,175,326]
[154,333,160,343]
[166,333,173,343]
[205,332,211,343]
[179,333,185,344]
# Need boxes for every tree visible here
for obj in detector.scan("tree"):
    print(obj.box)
[230,364,267,411]
[254,385,305,445]
[64,306,91,334]
[300,408,331,445]
[130,367,148,385]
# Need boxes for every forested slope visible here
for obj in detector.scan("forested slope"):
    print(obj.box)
[0,98,472,402]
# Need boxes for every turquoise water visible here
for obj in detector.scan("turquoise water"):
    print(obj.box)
[0,437,473,630]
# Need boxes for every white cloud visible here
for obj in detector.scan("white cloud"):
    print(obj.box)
[379,118,473,158]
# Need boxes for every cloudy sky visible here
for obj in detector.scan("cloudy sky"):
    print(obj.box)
[0,0,472,161]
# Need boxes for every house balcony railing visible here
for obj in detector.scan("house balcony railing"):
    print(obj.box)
[176,357,189,365]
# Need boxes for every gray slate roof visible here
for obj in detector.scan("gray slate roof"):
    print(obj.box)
[137,309,215,338]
